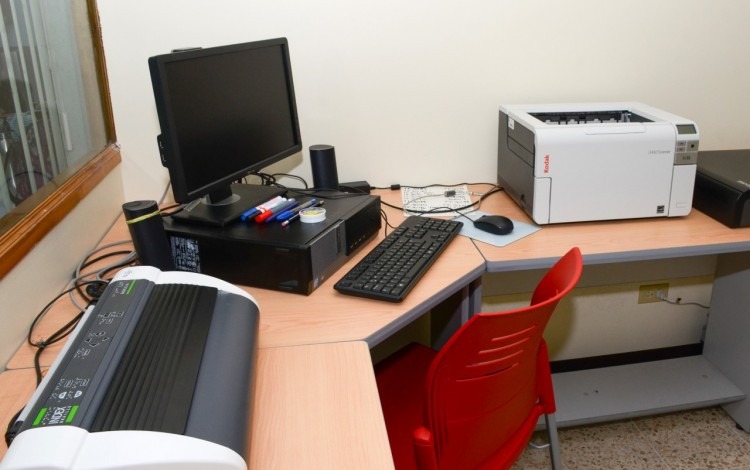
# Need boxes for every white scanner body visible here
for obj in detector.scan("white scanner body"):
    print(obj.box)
[497,102,699,224]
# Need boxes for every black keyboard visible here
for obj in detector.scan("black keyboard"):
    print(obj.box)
[334,217,463,302]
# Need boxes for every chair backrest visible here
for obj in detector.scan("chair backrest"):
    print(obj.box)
[422,247,582,469]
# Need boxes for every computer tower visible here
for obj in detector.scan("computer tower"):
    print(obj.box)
[163,193,381,294]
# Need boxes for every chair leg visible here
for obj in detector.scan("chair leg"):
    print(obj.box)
[544,413,563,470]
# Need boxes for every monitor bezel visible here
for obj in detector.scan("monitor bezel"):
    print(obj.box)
[148,37,302,206]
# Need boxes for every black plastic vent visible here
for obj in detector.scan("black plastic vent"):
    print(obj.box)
[91,283,217,434]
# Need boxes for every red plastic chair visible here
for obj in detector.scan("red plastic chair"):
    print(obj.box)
[375,247,582,469]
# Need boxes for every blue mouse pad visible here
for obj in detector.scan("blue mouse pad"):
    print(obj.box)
[453,211,540,247]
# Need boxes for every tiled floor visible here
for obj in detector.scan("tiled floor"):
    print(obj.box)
[512,407,750,469]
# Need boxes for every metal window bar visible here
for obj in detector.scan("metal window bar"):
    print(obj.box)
[7,1,40,196]
[27,0,65,173]
[0,0,66,215]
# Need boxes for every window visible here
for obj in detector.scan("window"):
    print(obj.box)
[0,0,118,277]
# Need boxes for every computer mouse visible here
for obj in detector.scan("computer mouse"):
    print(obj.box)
[473,215,514,235]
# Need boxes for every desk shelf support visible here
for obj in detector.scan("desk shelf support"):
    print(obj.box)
[703,251,750,432]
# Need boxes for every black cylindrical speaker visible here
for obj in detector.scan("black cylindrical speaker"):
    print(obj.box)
[310,144,339,190]
[122,200,175,271]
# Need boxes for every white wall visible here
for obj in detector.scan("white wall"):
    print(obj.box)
[482,257,715,361]
[97,0,750,201]
[0,168,124,368]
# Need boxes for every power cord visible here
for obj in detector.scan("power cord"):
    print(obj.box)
[6,279,109,446]
[656,291,710,309]
[26,280,108,383]
[5,240,133,446]
[70,240,136,311]
[376,183,503,215]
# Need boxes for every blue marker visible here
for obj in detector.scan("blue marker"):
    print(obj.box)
[255,198,293,223]
[240,195,285,222]
[281,200,324,227]
[277,198,318,221]
[265,199,299,223]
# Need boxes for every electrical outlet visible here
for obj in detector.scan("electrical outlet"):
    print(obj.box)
[638,283,669,304]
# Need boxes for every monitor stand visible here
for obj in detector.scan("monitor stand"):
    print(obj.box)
[171,183,286,227]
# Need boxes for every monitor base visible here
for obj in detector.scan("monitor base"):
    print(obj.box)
[172,184,286,227]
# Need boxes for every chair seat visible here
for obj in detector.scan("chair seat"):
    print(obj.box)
[376,343,546,470]
[376,343,437,470]
[374,247,581,470]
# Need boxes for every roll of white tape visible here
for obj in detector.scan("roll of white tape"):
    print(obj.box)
[300,207,326,223]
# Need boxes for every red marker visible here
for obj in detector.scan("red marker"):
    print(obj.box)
[255,198,294,223]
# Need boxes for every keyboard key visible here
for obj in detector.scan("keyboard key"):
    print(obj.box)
[334,217,462,302]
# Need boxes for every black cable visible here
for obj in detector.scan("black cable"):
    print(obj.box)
[159,203,184,217]
[26,281,106,355]
[371,182,500,191]
[380,185,504,214]
[5,407,22,446]
[97,257,138,280]
[74,250,132,301]
[380,209,395,236]
[269,172,309,189]
[78,249,134,272]
[244,171,368,198]
[6,305,84,446]
[445,207,477,225]
[249,171,277,186]
[30,310,85,385]
[7,282,103,446]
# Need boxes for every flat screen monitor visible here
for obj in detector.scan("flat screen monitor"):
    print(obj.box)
[148,37,301,225]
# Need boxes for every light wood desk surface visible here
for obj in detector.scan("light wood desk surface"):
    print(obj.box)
[249,341,393,469]
[0,343,394,467]
[6,186,749,466]
[474,190,750,270]
[7,189,485,369]
[247,230,482,349]
[202,187,484,349]
[2,188,482,468]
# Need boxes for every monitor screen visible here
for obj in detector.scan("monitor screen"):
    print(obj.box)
[148,38,301,225]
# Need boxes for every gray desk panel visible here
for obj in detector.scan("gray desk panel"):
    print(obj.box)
[486,242,750,273]
[365,266,485,348]
[552,356,745,428]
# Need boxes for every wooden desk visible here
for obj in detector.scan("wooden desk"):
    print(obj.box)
[476,190,750,431]
[248,231,483,349]
[249,342,393,469]
[136,190,485,350]
[475,189,750,270]
[0,344,394,468]
[1,189,484,468]
[5,236,141,371]
[6,228,483,369]
[6,185,750,467]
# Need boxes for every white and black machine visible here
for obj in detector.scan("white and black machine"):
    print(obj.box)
[498,102,700,224]
[2,267,259,470]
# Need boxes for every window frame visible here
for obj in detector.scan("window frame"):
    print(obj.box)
[0,0,119,279]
